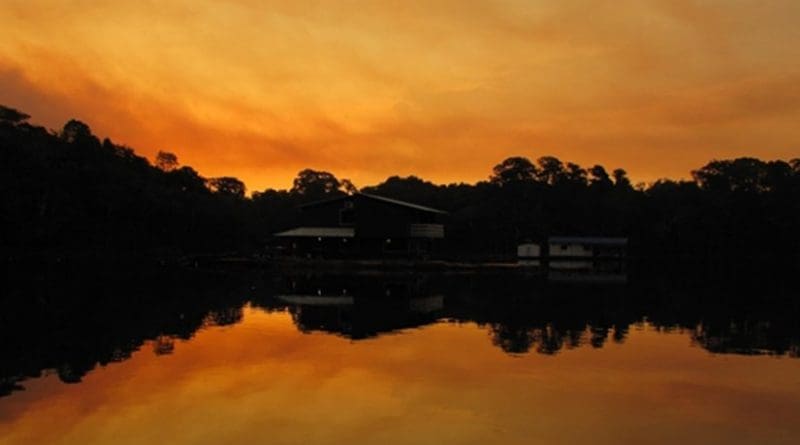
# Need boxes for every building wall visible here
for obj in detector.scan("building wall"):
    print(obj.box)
[299,195,443,240]
[299,197,356,227]
[549,243,593,258]
[517,243,541,257]
[355,197,437,239]
[517,243,541,266]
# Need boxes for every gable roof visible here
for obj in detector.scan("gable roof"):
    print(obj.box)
[299,193,447,214]
[358,193,447,214]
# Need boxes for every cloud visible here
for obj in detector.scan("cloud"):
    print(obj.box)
[2,0,800,190]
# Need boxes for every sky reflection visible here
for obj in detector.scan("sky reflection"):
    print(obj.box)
[2,305,800,445]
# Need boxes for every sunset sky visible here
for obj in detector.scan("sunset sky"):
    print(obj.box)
[2,0,800,192]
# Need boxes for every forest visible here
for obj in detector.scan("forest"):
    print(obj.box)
[2,104,799,263]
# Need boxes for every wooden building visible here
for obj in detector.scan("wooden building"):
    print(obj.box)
[273,193,446,258]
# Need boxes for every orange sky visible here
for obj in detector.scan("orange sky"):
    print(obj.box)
[2,0,800,192]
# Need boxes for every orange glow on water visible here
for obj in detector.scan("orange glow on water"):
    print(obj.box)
[2,307,800,445]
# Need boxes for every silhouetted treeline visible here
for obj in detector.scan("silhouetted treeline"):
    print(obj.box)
[1,106,251,257]
[2,105,799,262]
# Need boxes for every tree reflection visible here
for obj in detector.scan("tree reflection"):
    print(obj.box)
[205,307,244,327]
[261,270,800,358]
[153,336,176,355]
[0,264,255,397]
[1,266,799,399]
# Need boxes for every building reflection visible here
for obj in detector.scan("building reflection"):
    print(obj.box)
[265,274,443,339]
[1,265,798,398]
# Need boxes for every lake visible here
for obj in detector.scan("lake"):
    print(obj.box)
[1,265,799,444]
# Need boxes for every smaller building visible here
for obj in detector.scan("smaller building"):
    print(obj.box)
[548,237,627,270]
[517,243,541,266]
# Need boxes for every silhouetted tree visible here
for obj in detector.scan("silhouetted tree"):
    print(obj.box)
[290,169,343,201]
[490,157,538,185]
[791,158,800,174]
[155,151,179,172]
[536,156,566,185]
[168,166,208,193]
[361,175,445,210]
[0,105,30,125]
[589,165,613,189]
[340,178,359,195]
[565,162,588,186]
[61,119,94,144]
[612,168,632,189]
[209,177,246,198]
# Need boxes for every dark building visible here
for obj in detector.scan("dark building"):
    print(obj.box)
[273,193,446,258]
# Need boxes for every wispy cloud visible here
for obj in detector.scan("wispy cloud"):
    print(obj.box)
[2,0,799,190]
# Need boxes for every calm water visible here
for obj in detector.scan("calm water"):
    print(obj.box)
[1,267,799,444]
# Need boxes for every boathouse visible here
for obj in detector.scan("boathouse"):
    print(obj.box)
[273,193,446,258]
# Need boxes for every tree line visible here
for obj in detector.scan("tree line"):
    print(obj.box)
[2,104,799,262]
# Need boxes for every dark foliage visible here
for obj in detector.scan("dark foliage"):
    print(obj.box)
[0,108,252,256]
[1,105,799,262]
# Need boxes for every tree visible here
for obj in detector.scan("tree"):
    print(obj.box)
[155,151,179,172]
[61,119,94,144]
[764,160,793,191]
[565,162,587,186]
[589,165,613,189]
[692,158,768,193]
[170,166,208,193]
[536,156,566,185]
[290,169,342,199]
[340,178,359,195]
[612,168,632,189]
[790,158,800,174]
[208,177,246,198]
[490,325,536,354]
[0,105,30,125]
[360,175,442,208]
[490,157,538,185]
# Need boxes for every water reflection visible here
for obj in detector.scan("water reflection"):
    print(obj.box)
[270,274,443,339]
[0,266,252,398]
[1,265,798,399]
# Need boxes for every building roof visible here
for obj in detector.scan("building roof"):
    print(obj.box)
[358,193,448,214]
[273,227,355,238]
[299,193,447,215]
[548,236,628,246]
